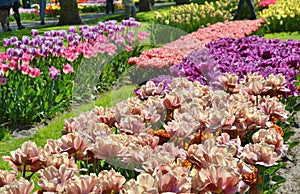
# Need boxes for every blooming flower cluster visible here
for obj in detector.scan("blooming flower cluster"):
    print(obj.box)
[168,36,300,96]
[153,0,240,33]
[206,36,300,96]
[0,18,149,125]
[259,0,300,32]
[2,76,289,193]
[129,19,264,69]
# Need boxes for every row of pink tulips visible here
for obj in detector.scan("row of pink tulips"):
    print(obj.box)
[129,19,265,69]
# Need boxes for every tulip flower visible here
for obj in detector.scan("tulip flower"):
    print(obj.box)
[29,67,42,78]
[49,66,60,79]
[63,63,74,74]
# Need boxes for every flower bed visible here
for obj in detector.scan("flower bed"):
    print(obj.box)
[1,3,299,193]
[0,18,149,126]
[259,0,300,32]
[152,0,240,33]
[129,19,264,69]
[167,36,300,97]
[1,74,291,193]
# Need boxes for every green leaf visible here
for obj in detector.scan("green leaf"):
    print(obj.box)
[288,141,300,149]
[284,129,296,141]
[265,163,287,175]
[293,103,300,112]
[55,94,64,103]
[272,175,286,184]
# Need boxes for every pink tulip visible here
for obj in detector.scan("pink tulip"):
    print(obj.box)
[63,63,74,74]
[259,0,276,7]
[9,60,17,70]
[49,66,60,79]
[0,170,17,187]
[0,63,9,74]
[29,67,42,78]
[0,75,6,85]
[2,141,45,173]
[20,64,31,75]
[125,45,133,52]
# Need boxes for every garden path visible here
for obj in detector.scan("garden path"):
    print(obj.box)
[276,112,300,193]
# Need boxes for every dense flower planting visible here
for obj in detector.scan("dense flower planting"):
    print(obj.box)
[129,19,264,69]
[1,75,290,193]
[0,18,149,125]
[259,0,300,32]
[167,36,300,97]
[1,1,299,192]
[152,0,239,33]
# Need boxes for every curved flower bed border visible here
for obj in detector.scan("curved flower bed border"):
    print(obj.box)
[129,19,265,69]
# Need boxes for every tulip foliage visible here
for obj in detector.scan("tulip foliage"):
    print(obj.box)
[0,18,149,126]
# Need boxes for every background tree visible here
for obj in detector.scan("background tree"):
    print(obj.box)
[58,0,82,25]
[139,0,152,11]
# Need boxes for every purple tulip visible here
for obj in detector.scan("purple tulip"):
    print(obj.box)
[2,38,11,47]
[22,36,31,45]
[68,26,77,33]
[49,66,60,79]
[31,29,38,37]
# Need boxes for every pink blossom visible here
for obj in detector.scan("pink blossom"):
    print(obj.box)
[0,177,34,194]
[63,63,74,74]
[21,53,31,65]
[240,142,281,166]
[9,60,17,70]
[20,64,31,75]
[0,74,7,85]
[2,141,46,173]
[0,170,17,187]
[49,66,60,79]
[137,31,150,41]
[259,0,276,7]
[0,63,9,74]
[125,45,133,52]
[29,67,42,78]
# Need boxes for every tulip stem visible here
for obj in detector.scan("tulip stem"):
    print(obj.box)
[26,172,35,181]
[256,165,266,193]
[23,164,26,178]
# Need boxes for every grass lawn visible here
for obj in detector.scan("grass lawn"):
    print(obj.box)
[264,31,300,41]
